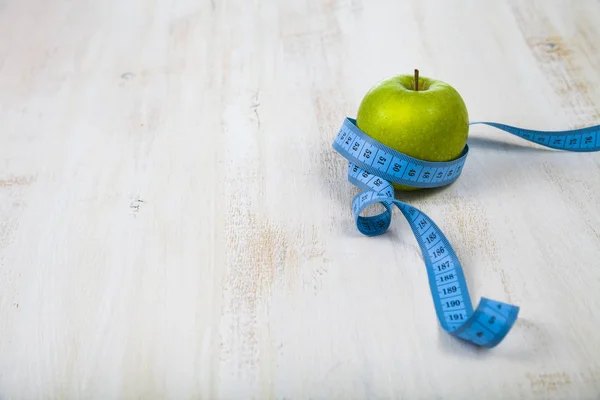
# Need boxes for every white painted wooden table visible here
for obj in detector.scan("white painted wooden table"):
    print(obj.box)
[1,1,600,398]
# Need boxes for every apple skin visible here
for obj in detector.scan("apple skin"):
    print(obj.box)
[356,74,469,190]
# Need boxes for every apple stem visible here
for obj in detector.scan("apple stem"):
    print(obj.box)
[414,69,419,92]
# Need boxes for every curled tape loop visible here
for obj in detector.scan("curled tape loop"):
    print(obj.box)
[332,117,600,348]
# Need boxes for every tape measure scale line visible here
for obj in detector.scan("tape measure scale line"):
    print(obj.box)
[397,202,519,347]
[332,118,600,348]
[346,164,518,347]
[470,121,600,152]
[334,118,468,189]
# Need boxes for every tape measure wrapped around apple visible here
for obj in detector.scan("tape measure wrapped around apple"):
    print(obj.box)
[332,70,600,348]
[356,70,469,191]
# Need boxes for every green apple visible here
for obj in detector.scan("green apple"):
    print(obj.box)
[356,71,469,190]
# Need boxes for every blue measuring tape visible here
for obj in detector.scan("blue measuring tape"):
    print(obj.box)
[332,117,600,348]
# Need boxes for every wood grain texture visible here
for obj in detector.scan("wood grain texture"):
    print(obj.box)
[1,0,600,398]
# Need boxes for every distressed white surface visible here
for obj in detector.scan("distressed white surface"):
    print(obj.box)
[1,0,600,398]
